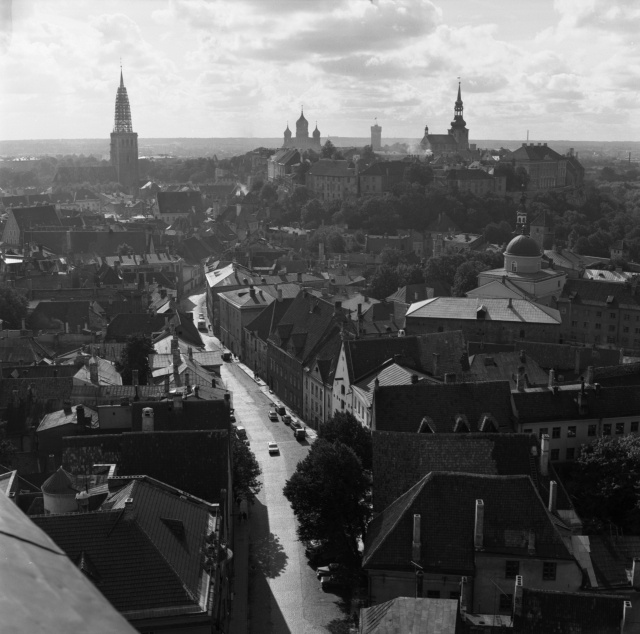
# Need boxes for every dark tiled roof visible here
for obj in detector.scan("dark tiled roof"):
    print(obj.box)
[469,351,549,386]
[68,231,152,256]
[28,300,97,332]
[9,205,61,231]
[308,159,353,177]
[157,191,203,215]
[0,337,53,364]
[511,143,564,162]
[589,535,640,589]
[106,311,202,347]
[371,431,572,514]
[0,376,74,410]
[245,298,294,343]
[359,161,408,177]
[62,430,229,504]
[515,587,625,634]
[32,477,214,615]
[130,400,229,432]
[53,165,117,184]
[386,284,434,304]
[446,168,492,181]
[373,381,514,433]
[363,473,573,573]
[512,384,640,424]
[562,278,640,308]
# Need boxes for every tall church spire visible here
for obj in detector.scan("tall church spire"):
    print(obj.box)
[113,68,133,133]
[454,81,463,120]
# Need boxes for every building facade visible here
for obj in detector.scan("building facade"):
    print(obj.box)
[306,159,357,201]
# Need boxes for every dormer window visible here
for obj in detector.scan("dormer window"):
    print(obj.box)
[453,415,469,433]
[479,414,498,432]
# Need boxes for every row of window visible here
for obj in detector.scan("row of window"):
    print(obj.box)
[505,560,556,581]
[534,421,638,439]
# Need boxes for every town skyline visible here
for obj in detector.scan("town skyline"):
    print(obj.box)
[1,0,638,143]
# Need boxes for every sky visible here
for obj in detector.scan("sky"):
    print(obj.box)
[0,0,638,142]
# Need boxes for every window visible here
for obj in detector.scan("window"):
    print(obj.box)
[426,590,440,599]
[608,325,616,332]
[616,422,625,435]
[595,323,601,330]
[632,421,639,433]
[596,311,602,317]
[603,424,612,436]
[552,427,561,439]
[624,314,630,321]
[511,262,518,273]
[542,562,557,581]
[340,385,345,395]
[610,312,616,319]
[567,426,576,438]
[583,322,588,328]
[624,327,630,333]
[449,591,461,600]
[588,424,597,436]
[566,448,575,460]
[505,560,520,578]
[539,428,548,438]
[499,593,514,611]
[550,448,559,461]
[571,321,578,327]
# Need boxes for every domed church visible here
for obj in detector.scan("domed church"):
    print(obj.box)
[469,231,567,306]
[282,108,322,151]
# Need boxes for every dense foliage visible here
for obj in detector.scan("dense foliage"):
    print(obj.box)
[568,435,640,534]
[0,286,29,329]
[283,438,371,559]
[232,435,262,503]
[317,411,373,471]
[116,335,155,385]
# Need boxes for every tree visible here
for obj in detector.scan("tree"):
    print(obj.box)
[367,265,401,300]
[0,439,17,467]
[0,286,28,328]
[301,198,325,227]
[570,435,640,534]
[318,411,372,470]
[452,260,489,297]
[321,140,336,159]
[283,439,371,559]
[117,243,133,256]
[232,435,262,502]
[117,335,155,385]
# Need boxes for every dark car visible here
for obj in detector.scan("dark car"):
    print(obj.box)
[222,352,232,362]
[282,414,292,425]
[320,575,347,592]
[276,405,286,416]
[316,563,344,579]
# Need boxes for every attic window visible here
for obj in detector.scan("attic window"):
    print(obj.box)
[418,417,435,434]
[476,306,486,320]
[161,517,186,541]
[479,414,498,433]
[453,415,469,433]
[606,295,614,304]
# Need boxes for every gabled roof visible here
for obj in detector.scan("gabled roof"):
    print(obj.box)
[406,297,561,324]
[353,362,430,408]
[562,278,640,308]
[106,311,202,347]
[373,380,514,433]
[28,300,99,332]
[371,431,573,514]
[308,159,354,177]
[363,473,573,572]
[130,400,229,432]
[469,350,549,387]
[37,404,99,433]
[359,161,408,177]
[245,297,295,343]
[32,476,216,617]
[589,535,640,589]
[512,143,564,162]
[9,205,61,231]
[386,284,434,304]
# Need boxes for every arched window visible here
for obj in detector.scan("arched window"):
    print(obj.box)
[511,261,518,272]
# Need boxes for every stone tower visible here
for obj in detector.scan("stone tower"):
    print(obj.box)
[312,122,321,150]
[371,119,382,150]
[110,68,139,193]
[515,191,528,235]
[448,82,469,150]
[283,123,292,148]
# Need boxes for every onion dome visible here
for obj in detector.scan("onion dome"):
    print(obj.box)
[313,122,320,138]
[505,234,541,257]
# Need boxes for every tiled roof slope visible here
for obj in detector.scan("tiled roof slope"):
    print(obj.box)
[106,311,202,347]
[130,400,230,432]
[359,161,408,177]
[406,297,561,324]
[62,430,229,504]
[157,191,203,214]
[512,384,640,424]
[371,431,573,514]
[360,597,458,634]
[28,300,98,332]
[308,159,353,177]
[514,587,625,634]
[511,144,564,162]
[9,205,61,230]
[245,298,294,343]
[561,278,640,308]
[469,351,549,386]
[588,535,640,589]
[373,381,514,433]
[363,473,572,573]
[32,479,213,615]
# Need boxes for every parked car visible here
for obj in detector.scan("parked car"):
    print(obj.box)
[197,320,207,332]
[316,563,343,579]
[222,352,232,362]
[282,414,292,425]
[198,312,205,320]
[320,575,347,592]
[276,405,286,416]
[268,410,278,421]
[268,441,279,455]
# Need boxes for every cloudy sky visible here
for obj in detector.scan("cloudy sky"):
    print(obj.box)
[1,0,638,142]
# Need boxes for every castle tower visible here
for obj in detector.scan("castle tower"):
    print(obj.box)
[110,68,139,193]
[448,82,469,150]
[312,122,321,150]
[296,108,309,140]
[283,123,292,148]
[371,119,382,151]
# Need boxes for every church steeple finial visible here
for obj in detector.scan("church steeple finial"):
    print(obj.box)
[113,66,133,133]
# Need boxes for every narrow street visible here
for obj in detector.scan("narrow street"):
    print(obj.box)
[186,292,348,633]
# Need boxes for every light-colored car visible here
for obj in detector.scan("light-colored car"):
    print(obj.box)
[268,410,278,421]
[268,441,279,455]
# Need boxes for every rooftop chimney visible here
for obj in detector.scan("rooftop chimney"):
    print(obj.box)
[519,349,526,363]
[548,480,557,513]
[173,393,183,412]
[548,368,555,389]
[141,407,154,432]
[412,513,421,561]
[540,434,550,476]
[432,352,440,377]
[586,365,595,385]
[164,374,170,393]
[277,287,283,302]
[411,374,418,384]
[528,529,536,555]
[132,369,139,386]
[334,300,342,315]
[76,405,87,430]
[444,373,456,384]
[474,499,484,550]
